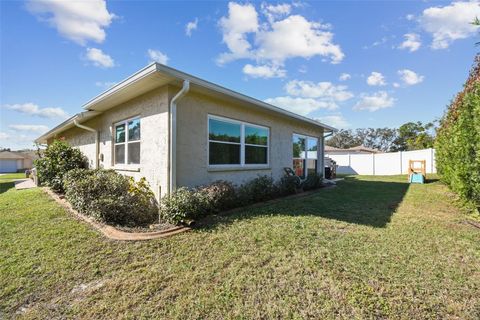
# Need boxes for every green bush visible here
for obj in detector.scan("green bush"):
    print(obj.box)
[34,139,87,192]
[237,175,278,205]
[435,55,480,213]
[196,180,237,212]
[277,175,300,196]
[159,188,207,224]
[63,169,158,226]
[302,173,323,191]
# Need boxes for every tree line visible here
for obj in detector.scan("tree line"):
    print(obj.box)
[326,121,436,152]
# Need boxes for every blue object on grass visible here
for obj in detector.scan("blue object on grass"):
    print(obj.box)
[409,173,425,184]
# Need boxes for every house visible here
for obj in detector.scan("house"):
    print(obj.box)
[325,145,379,155]
[35,63,336,200]
[0,150,38,173]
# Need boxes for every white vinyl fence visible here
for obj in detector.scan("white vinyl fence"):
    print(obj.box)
[326,148,436,176]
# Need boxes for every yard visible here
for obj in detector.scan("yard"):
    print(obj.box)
[1,173,479,319]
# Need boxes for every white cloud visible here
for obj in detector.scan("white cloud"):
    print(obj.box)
[95,81,116,89]
[218,2,259,64]
[148,49,169,65]
[5,102,68,119]
[26,0,115,45]
[185,18,198,36]
[0,132,10,140]
[420,1,480,49]
[367,72,387,86]
[265,96,338,116]
[406,14,415,21]
[85,48,114,68]
[8,125,49,134]
[339,73,351,81]
[242,64,286,78]
[261,3,291,22]
[398,33,421,52]
[354,91,395,112]
[217,2,344,75]
[315,114,350,128]
[285,80,353,101]
[398,69,424,86]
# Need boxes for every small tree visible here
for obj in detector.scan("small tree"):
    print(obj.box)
[34,139,87,192]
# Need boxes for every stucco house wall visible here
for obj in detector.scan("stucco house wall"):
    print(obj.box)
[57,86,170,199]
[176,90,325,188]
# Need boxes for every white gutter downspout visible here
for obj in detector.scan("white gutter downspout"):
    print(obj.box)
[169,80,190,194]
[73,119,99,169]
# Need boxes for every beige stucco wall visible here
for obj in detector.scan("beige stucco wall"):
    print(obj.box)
[176,91,325,188]
[58,86,170,200]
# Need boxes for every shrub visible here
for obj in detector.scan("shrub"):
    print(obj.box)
[159,188,207,224]
[196,180,237,212]
[302,173,323,191]
[277,175,300,196]
[34,140,87,193]
[237,175,278,205]
[63,169,158,226]
[435,55,480,213]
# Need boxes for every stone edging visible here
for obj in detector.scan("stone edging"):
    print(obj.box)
[42,188,190,241]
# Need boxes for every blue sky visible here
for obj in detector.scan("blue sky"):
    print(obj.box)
[1,0,479,149]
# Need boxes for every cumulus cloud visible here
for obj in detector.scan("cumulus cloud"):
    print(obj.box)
[315,114,350,128]
[4,102,68,119]
[26,0,115,45]
[0,132,10,140]
[398,33,421,52]
[367,72,387,86]
[242,64,286,78]
[217,2,344,77]
[85,48,114,68]
[354,91,395,112]
[420,1,480,49]
[265,96,338,116]
[406,14,415,21]
[8,124,49,134]
[185,18,198,36]
[148,49,169,64]
[398,69,424,86]
[285,80,353,101]
[339,73,351,81]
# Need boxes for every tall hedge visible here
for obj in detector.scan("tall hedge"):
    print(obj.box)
[435,55,480,213]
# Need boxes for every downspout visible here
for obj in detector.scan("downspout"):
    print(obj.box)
[169,80,190,194]
[73,119,99,169]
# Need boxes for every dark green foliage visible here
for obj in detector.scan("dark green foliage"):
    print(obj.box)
[159,188,206,224]
[196,180,237,212]
[63,169,158,226]
[301,173,323,191]
[237,175,278,205]
[435,55,480,213]
[277,175,300,196]
[34,140,87,192]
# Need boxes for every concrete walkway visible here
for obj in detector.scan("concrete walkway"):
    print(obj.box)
[14,179,37,190]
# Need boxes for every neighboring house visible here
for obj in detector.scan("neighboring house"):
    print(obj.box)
[0,150,37,173]
[325,145,379,155]
[36,63,336,200]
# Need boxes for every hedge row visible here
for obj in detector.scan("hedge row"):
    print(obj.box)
[435,55,480,213]
[159,173,322,224]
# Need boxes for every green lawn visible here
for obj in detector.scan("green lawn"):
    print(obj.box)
[1,175,479,319]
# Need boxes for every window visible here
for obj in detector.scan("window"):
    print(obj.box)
[292,134,318,179]
[208,115,269,166]
[114,117,140,165]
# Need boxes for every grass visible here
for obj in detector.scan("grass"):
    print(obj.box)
[1,175,479,319]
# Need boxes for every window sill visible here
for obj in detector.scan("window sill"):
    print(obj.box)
[114,166,140,172]
[207,165,271,172]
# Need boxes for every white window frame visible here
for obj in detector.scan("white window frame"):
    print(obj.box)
[208,114,270,168]
[113,116,141,167]
[292,133,319,178]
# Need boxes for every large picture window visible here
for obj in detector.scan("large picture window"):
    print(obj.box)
[208,115,269,166]
[292,134,318,179]
[114,117,140,165]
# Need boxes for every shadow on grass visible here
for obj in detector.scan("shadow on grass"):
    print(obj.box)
[194,176,410,230]
[0,181,15,194]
